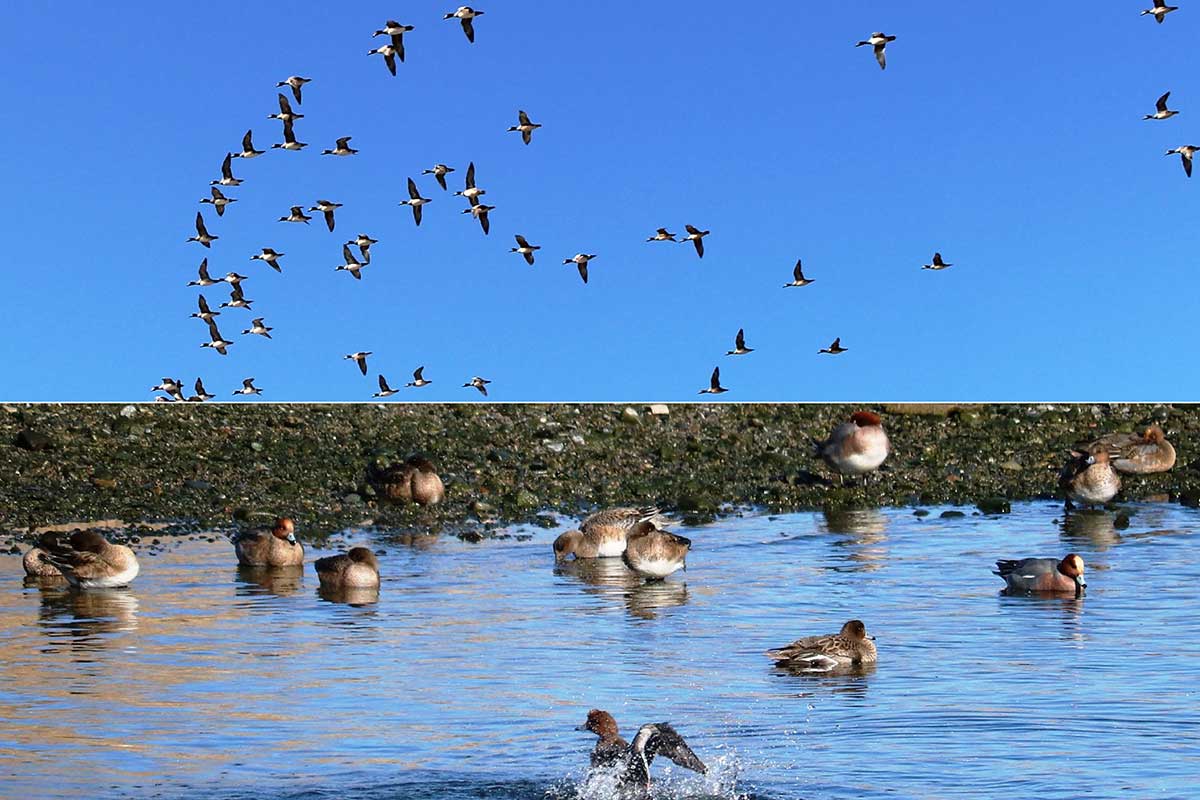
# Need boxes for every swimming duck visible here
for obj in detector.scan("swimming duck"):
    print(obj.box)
[310,199,343,232]
[1166,145,1197,177]
[203,321,233,355]
[1145,91,1179,120]
[233,377,262,396]
[188,212,218,248]
[345,351,372,375]
[1059,445,1121,508]
[623,521,692,580]
[575,710,707,795]
[647,228,677,242]
[272,119,307,151]
[401,177,432,226]
[994,554,1086,597]
[212,152,243,186]
[233,129,265,159]
[368,43,400,76]
[406,366,432,387]
[463,376,491,396]
[726,328,753,356]
[511,234,540,264]
[269,93,303,124]
[336,244,367,280]
[819,337,848,354]
[276,76,312,104]
[34,530,139,589]
[347,234,377,261]
[1088,425,1176,474]
[422,163,456,191]
[508,110,542,145]
[784,259,815,287]
[445,7,484,42]
[856,32,896,70]
[368,455,445,505]
[187,258,223,287]
[191,294,219,323]
[23,547,64,579]
[454,162,486,205]
[553,507,665,561]
[922,252,952,271]
[279,205,312,224]
[315,547,381,589]
[322,136,358,157]
[200,186,237,217]
[698,366,728,394]
[251,248,285,273]
[242,317,273,339]
[766,619,878,672]
[1142,0,1179,23]
[564,253,596,284]
[219,283,253,311]
[681,224,710,258]
[462,203,494,235]
[189,378,216,402]
[815,411,890,480]
[373,374,400,398]
[233,517,303,568]
[374,20,414,63]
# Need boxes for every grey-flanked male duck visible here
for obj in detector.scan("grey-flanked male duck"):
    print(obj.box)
[922,252,952,270]
[1166,145,1198,177]
[726,328,753,356]
[575,710,707,795]
[454,161,486,205]
[276,75,312,104]
[269,93,304,124]
[856,32,896,70]
[234,517,303,568]
[188,258,222,287]
[784,258,814,287]
[188,211,218,248]
[345,351,372,375]
[35,530,140,589]
[1088,425,1176,474]
[191,294,219,323]
[511,234,540,264]
[272,119,307,151]
[564,253,596,284]
[322,137,358,157]
[445,7,484,43]
[462,203,494,234]
[767,619,878,672]
[647,228,677,242]
[200,186,236,217]
[423,163,455,191]
[1059,445,1121,509]
[336,244,367,280]
[203,320,233,355]
[251,248,285,273]
[219,283,253,311]
[233,129,265,159]
[623,521,692,580]
[1142,0,1180,23]
[188,378,216,402]
[315,547,380,589]
[819,337,847,355]
[681,224,709,258]
[698,366,727,395]
[242,317,273,339]
[463,376,491,396]
[347,234,377,262]
[994,554,1086,597]
[368,43,401,76]
[374,20,414,62]
[508,110,542,145]
[406,366,432,388]
[401,177,431,226]
[1145,91,1179,120]
[212,152,243,186]
[310,199,343,232]
[233,377,262,396]
[373,374,400,398]
[553,507,665,561]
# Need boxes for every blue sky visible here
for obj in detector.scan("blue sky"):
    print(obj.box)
[0,2,1195,401]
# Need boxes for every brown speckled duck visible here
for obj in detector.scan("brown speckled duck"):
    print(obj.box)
[315,547,380,588]
[766,619,878,672]
[1088,426,1176,475]
[369,455,445,506]
[1059,446,1121,509]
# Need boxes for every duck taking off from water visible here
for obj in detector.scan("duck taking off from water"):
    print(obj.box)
[856,32,896,70]
[576,710,707,796]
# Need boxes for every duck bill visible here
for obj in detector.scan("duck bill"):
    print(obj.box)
[1075,578,1086,598]
[287,534,298,546]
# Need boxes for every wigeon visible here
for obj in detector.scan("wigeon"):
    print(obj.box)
[1088,425,1176,474]
[552,507,665,561]
[1144,91,1179,121]
[814,411,890,481]
[575,710,707,794]
[1059,446,1121,508]
[233,517,304,568]
[622,521,692,579]
[994,554,1086,597]
[23,547,64,579]
[766,619,877,672]
[315,547,381,589]
[35,530,139,589]
[369,455,445,505]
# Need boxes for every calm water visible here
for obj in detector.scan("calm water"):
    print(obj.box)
[2,503,1198,800]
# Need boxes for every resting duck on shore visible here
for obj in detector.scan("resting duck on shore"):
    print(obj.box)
[1087,426,1175,474]
[1059,446,1120,509]
[576,709,707,796]
[814,411,890,482]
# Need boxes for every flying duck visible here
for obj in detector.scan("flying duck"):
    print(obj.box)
[784,258,814,287]
[1145,91,1179,120]
[422,163,455,191]
[1166,145,1198,177]
[922,252,952,270]
[681,224,710,258]
[234,378,262,396]
[310,199,343,232]
[269,93,304,124]
[508,110,542,145]
[373,374,400,398]
[622,521,692,579]
[445,7,484,42]
[152,377,185,402]
[454,161,486,205]
[994,554,1086,597]
[1142,0,1179,23]
[374,20,415,62]
[511,234,540,264]
[279,205,312,224]
[242,317,273,339]
[34,530,140,589]
[463,376,491,396]
[462,203,494,235]
[345,352,372,375]
[212,152,243,186]
[819,337,848,354]
[856,32,896,70]
[400,177,432,226]
[276,76,312,104]
[767,620,878,672]
[188,212,218,248]
[347,234,378,262]
[233,129,265,159]
[564,253,596,284]
[406,366,432,388]
[646,228,677,242]
[219,283,253,311]
[576,710,707,794]
[322,136,358,157]
[336,244,367,280]
[272,119,307,151]
[202,320,233,355]
[368,43,400,76]
[187,258,223,287]
[191,294,219,323]
[233,517,303,568]
[251,248,285,272]
[189,378,216,402]
[200,186,237,217]
[698,366,728,394]
[222,271,248,287]
[726,328,753,356]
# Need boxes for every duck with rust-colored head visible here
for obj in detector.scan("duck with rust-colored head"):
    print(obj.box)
[994,554,1086,598]
[575,709,707,795]
[233,517,303,568]
[815,411,890,481]
[1059,446,1120,509]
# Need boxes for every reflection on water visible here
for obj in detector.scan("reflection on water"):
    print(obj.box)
[1,503,1198,800]
[317,585,380,607]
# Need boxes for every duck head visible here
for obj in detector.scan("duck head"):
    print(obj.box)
[1057,553,1086,597]
[553,530,583,562]
[272,517,298,545]
[576,709,619,740]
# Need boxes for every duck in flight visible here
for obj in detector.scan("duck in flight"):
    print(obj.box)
[726,328,753,356]
[310,199,343,232]
[1144,91,1179,120]
[203,320,233,355]
[251,248,285,273]
[242,318,273,339]
[856,32,897,70]
[188,378,216,402]
[220,284,253,311]
[373,20,414,62]
[222,272,248,288]
[187,258,223,287]
[234,378,263,396]
[233,129,265,159]
[407,367,432,388]
[322,136,358,157]
[212,153,243,186]
[462,203,494,235]
[511,234,540,264]
[191,294,219,323]
[563,253,596,284]
[368,43,401,76]
[922,252,952,270]
[401,178,432,226]
[345,352,372,376]
[454,161,486,205]
[152,377,185,402]
[445,7,484,43]
[279,206,312,224]
[699,366,728,394]
[646,228,677,242]
[200,186,236,217]
[422,163,455,191]
[336,245,367,280]
[508,110,542,145]
[681,224,710,258]
[269,93,304,124]
[276,76,312,104]
[1142,0,1179,23]
[463,376,491,396]
[347,234,377,262]
[784,258,814,287]
[373,375,400,398]
[819,337,848,355]
[273,119,307,151]
[1166,145,1198,177]
[188,212,218,248]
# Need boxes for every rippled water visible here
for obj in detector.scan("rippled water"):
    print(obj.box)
[2,503,1198,799]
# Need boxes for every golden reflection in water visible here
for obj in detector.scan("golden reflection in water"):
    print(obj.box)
[819,507,889,572]
[36,586,140,654]
[317,585,380,606]
[771,661,876,699]
[236,565,305,597]
[554,557,689,620]
[1059,510,1122,551]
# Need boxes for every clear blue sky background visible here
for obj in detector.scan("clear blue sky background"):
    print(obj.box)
[0,2,1195,401]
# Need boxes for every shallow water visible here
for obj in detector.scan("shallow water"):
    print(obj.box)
[2,503,1198,800]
